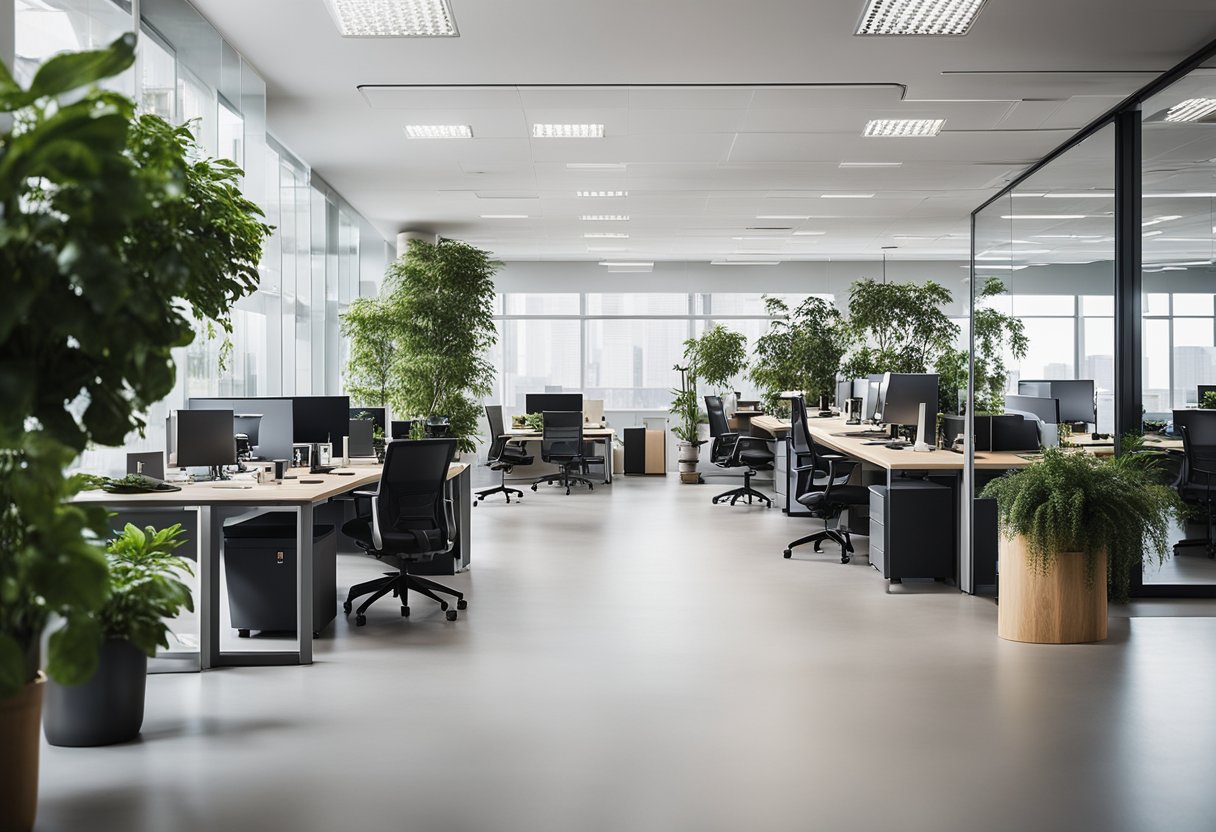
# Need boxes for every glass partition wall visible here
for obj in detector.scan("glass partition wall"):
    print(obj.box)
[967,41,1216,598]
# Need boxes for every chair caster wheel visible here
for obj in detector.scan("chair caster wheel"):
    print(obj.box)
[355,614,367,626]
[841,556,851,564]
[312,631,320,639]
[237,629,250,639]
[813,542,823,552]
[440,601,449,611]
[342,601,352,614]
[783,550,792,559]
[588,485,594,491]
[401,606,410,617]
[457,599,468,610]
[445,610,458,621]
[531,484,538,491]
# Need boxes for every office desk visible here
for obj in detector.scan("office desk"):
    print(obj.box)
[74,463,469,668]
[502,427,616,483]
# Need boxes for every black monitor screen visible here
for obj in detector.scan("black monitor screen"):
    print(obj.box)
[233,414,262,447]
[1020,380,1095,424]
[1199,385,1216,407]
[293,396,351,444]
[350,407,387,433]
[176,409,237,468]
[876,373,939,427]
[188,398,293,461]
[525,393,582,414]
[390,420,414,439]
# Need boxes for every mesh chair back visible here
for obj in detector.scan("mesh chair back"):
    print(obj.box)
[790,396,817,496]
[374,439,456,554]
[704,396,730,438]
[485,405,508,460]
[541,411,584,463]
[1175,410,1216,482]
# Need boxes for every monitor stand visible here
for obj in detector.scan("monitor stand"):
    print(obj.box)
[207,466,230,481]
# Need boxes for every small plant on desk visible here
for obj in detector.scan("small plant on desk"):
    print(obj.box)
[523,412,545,433]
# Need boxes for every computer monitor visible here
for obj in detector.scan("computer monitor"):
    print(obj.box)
[349,406,387,433]
[233,414,262,447]
[864,375,884,423]
[293,396,351,444]
[875,373,939,428]
[1199,385,1216,408]
[525,392,582,414]
[390,420,414,439]
[188,398,293,462]
[126,451,165,480]
[175,409,237,471]
[347,419,375,458]
[1005,394,1061,425]
[1018,380,1095,425]
[835,379,854,408]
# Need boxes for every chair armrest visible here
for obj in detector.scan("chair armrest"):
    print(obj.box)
[352,489,377,499]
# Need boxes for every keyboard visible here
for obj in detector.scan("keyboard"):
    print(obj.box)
[310,466,335,474]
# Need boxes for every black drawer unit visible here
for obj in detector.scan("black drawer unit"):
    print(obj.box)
[868,480,955,582]
[222,513,338,638]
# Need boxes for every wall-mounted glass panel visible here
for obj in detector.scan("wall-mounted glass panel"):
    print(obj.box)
[585,319,687,410]
[14,0,134,88]
[1139,66,1216,587]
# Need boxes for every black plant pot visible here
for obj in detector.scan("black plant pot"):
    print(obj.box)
[44,640,148,747]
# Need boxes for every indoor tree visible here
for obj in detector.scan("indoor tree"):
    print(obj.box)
[749,296,851,413]
[0,35,271,701]
[383,238,499,454]
[840,279,959,379]
[935,277,1028,415]
[340,293,401,408]
[685,324,748,395]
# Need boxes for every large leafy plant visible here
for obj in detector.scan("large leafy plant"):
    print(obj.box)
[685,325,747,394]
[936,278,1028,415]
[669,364,702,444]
[0,37,271,698]
[749,296,850,413]
[340,294,400,408]
[840,279,959,379]
[99,524,194,656]
[378,238,499,454]
[980,442,1183,603]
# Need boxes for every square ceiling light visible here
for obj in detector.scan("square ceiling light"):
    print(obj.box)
[325,0,459,37]
[863,118,945,137]
[533,124,605,138]
[855,0,986,36]
[1164,98,1216,123]
[404,124,472,139]
[580,215,630,221]
[578,190,628,198]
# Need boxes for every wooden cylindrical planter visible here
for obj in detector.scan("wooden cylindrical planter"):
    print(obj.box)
[0,674,44,832]
[998,535,1108,644]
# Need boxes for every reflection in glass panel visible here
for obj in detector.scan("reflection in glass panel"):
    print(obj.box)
[218,100,244,169]
[14,0,134,86]
[1141,65,1216,585]
[504,295,579,316]
[501,320,581,410]
[586,294,688,316]
[585,320,687,409]
[138,27,176,119]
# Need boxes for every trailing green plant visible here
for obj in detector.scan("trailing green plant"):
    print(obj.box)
[980,440,1184,603]
[840,279,959,379]
[97,524,194,658]
[377,239,499,454]
[523,412,545,433]
[341,294,401,408]
[0,37,270,698]
[1202,390,1216,410]
[685,325,747,394]
[749,296,850,413]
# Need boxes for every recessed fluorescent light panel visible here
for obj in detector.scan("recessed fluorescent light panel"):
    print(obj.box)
[580,215,630,221]
[326,0,458,37]
[405,124,472,139]
[479,214,528,219]
[1165,98,1216,123]
[577,190,628,198]
[533,123,605,139]
[567,163,626,170]
[855,0,986,35]
[756,215,812,220]
[863,118,945,138]
[839,161,903,168]
[584,232,629,238]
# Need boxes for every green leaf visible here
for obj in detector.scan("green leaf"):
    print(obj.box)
[0,634,31,699]
[46,616,102,686]
[27,34,137,102]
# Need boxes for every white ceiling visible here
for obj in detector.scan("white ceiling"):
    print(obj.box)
[190,0,1216,262]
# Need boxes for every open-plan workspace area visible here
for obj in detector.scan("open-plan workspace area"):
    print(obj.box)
[4,2,1216,831]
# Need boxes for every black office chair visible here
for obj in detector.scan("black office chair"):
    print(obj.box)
[531,411,594,495]
[1175,409,1216,558]
[476,405,533,505]
[783,396,869,563]
[341,439,467,624]
[705,395,774,507]
[424,415,451,438]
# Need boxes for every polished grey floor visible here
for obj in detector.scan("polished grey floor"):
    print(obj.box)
[37,476,1216,832]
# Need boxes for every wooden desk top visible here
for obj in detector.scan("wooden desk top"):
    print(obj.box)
[750,415,1032,471]
[72,464,467,507]
[504,427,615,438]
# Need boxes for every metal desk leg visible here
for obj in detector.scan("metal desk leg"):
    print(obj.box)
[296,503,314,664]
[200,506,221,670]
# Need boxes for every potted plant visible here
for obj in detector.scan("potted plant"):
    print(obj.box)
[751,296,851,416]
[43,524,193,747]
[670,364,705,483]
[0,38,269,831]
[376,238,499,455]
[981,443,1182,643]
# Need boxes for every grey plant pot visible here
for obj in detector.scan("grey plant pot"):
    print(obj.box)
[43,640,148,748]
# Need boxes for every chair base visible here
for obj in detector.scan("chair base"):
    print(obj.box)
[475,483,525,505]
[711,469,771,507]
[783,528,854,564]
[343,571,466,625]
[531,467,595,496]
